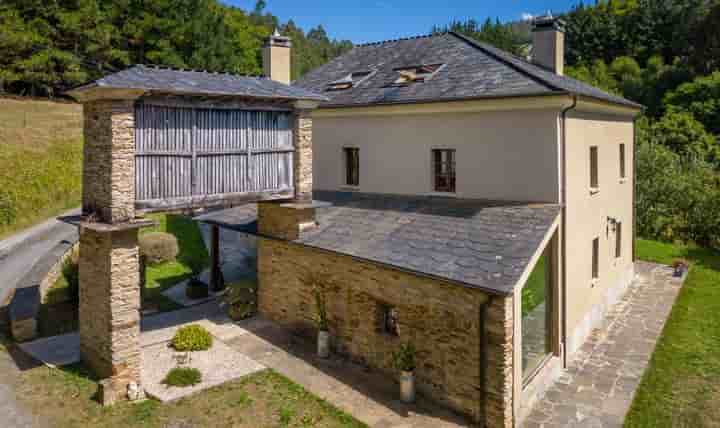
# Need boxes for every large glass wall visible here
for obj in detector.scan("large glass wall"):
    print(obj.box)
[521,247,552,382]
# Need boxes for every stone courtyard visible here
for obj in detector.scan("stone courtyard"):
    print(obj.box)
[521,262,685,427]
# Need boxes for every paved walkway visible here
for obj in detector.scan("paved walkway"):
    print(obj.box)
[522,262,685,428]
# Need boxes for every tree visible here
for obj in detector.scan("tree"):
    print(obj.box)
[690,2,720,75]
[666,72,720,135]
[650,112,719,166]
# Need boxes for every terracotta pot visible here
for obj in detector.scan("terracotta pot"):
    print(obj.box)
[317,330,330,358]
[399,370,415,403]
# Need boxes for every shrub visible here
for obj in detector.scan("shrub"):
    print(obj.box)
[225,279,257,320]
[392,343,416,372]
[61,247,80,303]
[171,324,213,352]
[139,232,179,265]
[162,367,202,387]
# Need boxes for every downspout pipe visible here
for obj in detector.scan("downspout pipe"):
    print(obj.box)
[560,96,577,368]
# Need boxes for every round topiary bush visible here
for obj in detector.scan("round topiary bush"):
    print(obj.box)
[162,367,202,387]
[139,232,179,265]
[171,324,213,351]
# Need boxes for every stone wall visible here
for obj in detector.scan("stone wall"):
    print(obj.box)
[79,227,141,402]
[257,238,490,422]
[82,100,136,223]
[293,110,313,201]
[485,295,515,428]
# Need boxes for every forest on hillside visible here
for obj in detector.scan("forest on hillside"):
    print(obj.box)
[0,0,352,96]
[2,0,720,248]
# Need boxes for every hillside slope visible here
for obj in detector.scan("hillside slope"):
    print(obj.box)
[0,98,83,238]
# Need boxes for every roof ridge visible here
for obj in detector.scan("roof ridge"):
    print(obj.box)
[134,64,266,79]
[447,31,563,92]
[356,32,442,47]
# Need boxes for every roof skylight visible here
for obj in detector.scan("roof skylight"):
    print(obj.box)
[391,64,445,85]
[327,71,375,91]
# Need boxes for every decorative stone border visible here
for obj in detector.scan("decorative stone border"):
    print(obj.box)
[7,236,78,342]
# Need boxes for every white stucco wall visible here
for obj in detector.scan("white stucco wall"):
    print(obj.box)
[312,109,561,203]
[563,110,635,356]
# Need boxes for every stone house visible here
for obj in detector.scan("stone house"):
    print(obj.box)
[236,16,641,427]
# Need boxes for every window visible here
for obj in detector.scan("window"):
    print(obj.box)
[433,149,456,193]
[590,146,599,189]
[390,64,444,86]
[592,237,600,280]
[327,71,374,91]
[619,144,626,179]
[522,247,552,382]
[615,222,622,258]
[380,304,399,336]
[344,147,359,186]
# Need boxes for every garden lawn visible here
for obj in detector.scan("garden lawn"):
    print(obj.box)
[625,239,720,428]
[14,359,366,428]
[140,213,210,312]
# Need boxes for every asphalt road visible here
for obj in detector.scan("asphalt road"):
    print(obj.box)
[0,209,79,306]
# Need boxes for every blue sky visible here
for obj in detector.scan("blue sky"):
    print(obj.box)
[225,1,580,44]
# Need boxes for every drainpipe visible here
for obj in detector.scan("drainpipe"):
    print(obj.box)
[560,95,577,368]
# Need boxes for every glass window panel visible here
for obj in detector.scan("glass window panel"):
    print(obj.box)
[522,249,551,381]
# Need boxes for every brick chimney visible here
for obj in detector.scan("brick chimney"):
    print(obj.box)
[532,15,565,76]
[263,29,292,84]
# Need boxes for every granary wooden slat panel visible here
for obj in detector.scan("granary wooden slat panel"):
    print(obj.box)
[135,103,294,209]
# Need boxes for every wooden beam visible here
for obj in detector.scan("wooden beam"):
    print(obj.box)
[135,189,294,213]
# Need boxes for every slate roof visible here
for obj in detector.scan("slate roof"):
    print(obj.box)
[196,191,561,295]
[294,32,641,109]
[68,64,327,102]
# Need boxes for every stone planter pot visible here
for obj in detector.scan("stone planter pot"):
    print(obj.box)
[317,330,330,358]
[399,370,415,403]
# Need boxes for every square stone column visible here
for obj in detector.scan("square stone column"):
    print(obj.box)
[293,108,313,202]
[78,95,148,405]
[79,226,142,404]
[485,295,515,428]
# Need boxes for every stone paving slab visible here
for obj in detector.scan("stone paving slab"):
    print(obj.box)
[141,338,264,403]
[521,262,685,428]
[160,272,223,308]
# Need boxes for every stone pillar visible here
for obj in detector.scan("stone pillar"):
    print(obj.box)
[82,99,136,223]
[79,227,141,404]
[293,109,313,202]
[485,295,515,428]
[257,201,319,241]
[79,97,146,405]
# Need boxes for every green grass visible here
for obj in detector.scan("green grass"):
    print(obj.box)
[140,213,209,312]
[625,239,720,427]
[15,363,367,428]
[0,98,83,239]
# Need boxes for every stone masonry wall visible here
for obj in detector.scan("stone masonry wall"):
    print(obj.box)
[79,227,141,397]
[82,100,136,223]
[257,202,315,241]
[293,110,313,201]
[258,238,489,422]
[485,295,515,428]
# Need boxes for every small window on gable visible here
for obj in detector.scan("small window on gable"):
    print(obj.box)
[327,71,374,91]
[592,237,600,280]
[391,64,444,86]
[619,144,626,179]
[433,149,456,193]
[344,147,359,186]
[615,222,622,258]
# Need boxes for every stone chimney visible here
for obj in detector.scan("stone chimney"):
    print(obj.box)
[263,29,292,84]
[532,15,565,76]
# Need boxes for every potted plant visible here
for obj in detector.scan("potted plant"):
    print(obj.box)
[224,279,257,321]
[313,281,330,359]
[672,258,689,278]
[392,343,417,403]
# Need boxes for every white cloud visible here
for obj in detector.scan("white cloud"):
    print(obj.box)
[521,12,535,21]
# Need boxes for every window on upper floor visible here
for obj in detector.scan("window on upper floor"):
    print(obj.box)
[326,71,375,91]
[390,64,445,86]
[615,222,623,258]
[432,149,456,193]
[590,146,599,190]
[619,143,626,180]
[344,147,359,187]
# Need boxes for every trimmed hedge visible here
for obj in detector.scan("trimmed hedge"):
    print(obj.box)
[139,232,179,265]
[171,324,213,352]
